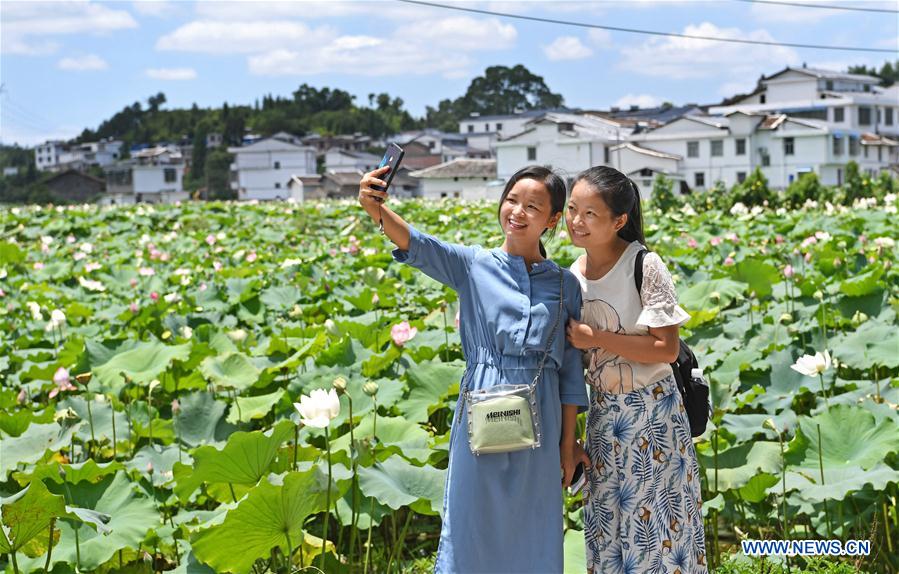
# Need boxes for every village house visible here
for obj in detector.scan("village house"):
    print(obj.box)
[323,148,382,173]
[45,170,107,203]
[228,131,316,201]
[409,158,498,200]
[103,144,188,205]
[34,139,123,172]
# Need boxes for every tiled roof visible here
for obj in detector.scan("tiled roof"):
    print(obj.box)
[409,158,497,179]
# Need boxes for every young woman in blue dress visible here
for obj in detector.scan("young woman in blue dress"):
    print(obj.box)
[359,164,590,573]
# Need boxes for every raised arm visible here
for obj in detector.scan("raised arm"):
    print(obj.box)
[359,165,410,251]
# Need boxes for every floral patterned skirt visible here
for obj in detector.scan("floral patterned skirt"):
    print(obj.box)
[583,375,708,574]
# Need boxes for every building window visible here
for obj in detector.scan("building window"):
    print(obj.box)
[832,136,843,156]
[849,136,860,156]
[760,94,766,104]
[527,147,537,161]
[694,172,705,188]
[496,123,503,131]
[604,146,610,164]
[878,146,883,162]
[825,80,834,91]
[864,145,869,158]
[737,172,747,183]
[467,125,474,133]
[164,168,177,183]
[762,153,770,167]
[275,182,281,189]
[428,141,435,149]
[735,138,746,155]
[886,108,894,126]
[833,107,844,122]
[711,140,723,157]
[859,107,872,125]
[274,161,280,169]
[784,137,795,156]
[485,123,489,131]
[687,141,699,158]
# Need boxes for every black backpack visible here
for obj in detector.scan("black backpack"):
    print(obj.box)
[634,249,711,437]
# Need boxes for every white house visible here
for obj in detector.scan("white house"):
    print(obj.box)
[228,132,316,201]
[35,141,66,171]
[710,66,899,141]
[323,148,381,173]
[409,158,497,200]
[103,161,187,205]
[495,112,632,181]
[625,111,896,189]
[607,143,684,200]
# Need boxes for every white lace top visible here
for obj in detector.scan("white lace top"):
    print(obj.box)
[570,241,690,394]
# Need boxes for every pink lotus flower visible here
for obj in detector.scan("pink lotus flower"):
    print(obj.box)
[16,388,27,404]
[391,321,418,347]
[171,399,181,414]
[130,278,138,288]
[245,251,257,263]
[687,238,698,249]
[130,301,139,313]
[783,265,794,278]
[455,310,460,329]
[138,267,155,277]
[710,237,722,246]
[725,233,739,243]
[371,293,380,305]
[205,234,216,246]
[150,291,159,302]
[0,288,5,298]
[723,256,735,266]
[49,367,76,398]
[34,262,44,270]
[805,252,813,262]
[775,235,784,244]
[213,261,222,271]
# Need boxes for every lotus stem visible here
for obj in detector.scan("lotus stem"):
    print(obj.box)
[85,394,96,458]
[347,395,357,571]
[321,427,332,571]
[387,509,413,572]
[62,480,81,571]
[229,483,237,503]
[817,423,832,538]
[111,398,117,461]
[43,518,55,573]
[11,550,20,574]
[293,423,299,472]
[285,531,294,572]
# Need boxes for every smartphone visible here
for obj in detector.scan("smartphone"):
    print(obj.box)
[371,143,405,196]
[568,462,586,495]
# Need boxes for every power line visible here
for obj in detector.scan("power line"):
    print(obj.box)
[396,0,896,53]
[734,0,899,14]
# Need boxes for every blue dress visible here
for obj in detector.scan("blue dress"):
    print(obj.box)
[393,226,588,574]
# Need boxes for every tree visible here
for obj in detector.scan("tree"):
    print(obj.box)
[205,148,235,200]
[847,60,898,87]
[783,172,823,208]
[650,174,679,212]
[148,92,167,113]
[457,65,564,117]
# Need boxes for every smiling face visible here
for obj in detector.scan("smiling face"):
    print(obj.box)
[498,177,561,246]
[565,181,628,249]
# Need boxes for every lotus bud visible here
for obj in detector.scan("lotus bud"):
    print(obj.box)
[171,399,181,414]
[852,310,868,326]
[762,418,778,433]
[324,319,339,336]
[332,376,348,393]
[779,313,793,324]
[161,330,171,340]
[227,328,248,343]
[363,381,379,397]
[146,462,154,474]
[710,291,721,302]
[289,304,303,318]
[814,290,824,301]
[372,293,380,306]
[833,257,842,268]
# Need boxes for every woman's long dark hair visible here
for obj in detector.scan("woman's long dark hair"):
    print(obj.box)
[573,166,645,245]
[497,166,567,258]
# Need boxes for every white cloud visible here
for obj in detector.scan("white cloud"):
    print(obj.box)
[156,21,337,53]
[1,2,137,55]
[192,1,422,21]
[717,80,757,97]
[543,36,593,61]
[620,22,800,80]
[58,54,108,71]
[146,67,197,80]
[132,1,178,17]
[159,14,516,79]
[588,29,612,48]
[613,94,662,109]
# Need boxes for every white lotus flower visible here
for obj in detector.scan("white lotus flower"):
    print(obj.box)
[46,309,66,331]
[790,350,831,377]
[293,388,341,428]
[78,276,106,292]
[27,301,43,321]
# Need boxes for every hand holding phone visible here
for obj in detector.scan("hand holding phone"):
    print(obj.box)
[371,143,405,198]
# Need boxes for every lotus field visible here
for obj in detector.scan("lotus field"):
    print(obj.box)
[1,195,897,574]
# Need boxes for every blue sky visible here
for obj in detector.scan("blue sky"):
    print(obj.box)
[1,0,896,146]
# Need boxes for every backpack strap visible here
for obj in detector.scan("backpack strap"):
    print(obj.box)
[634,248,648,297]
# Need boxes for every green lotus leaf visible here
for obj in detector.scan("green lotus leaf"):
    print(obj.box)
[0,480,67,554]
[357,455,445,516]
[199,351,261,390]
[400,360,464,424]
[831,319,899,369]
[0,422,81,480]
[260,285,303,312]
[188,419,295,486]
[191,469,329,574]
[678,278,747,310]
[225,388,285,424]
[792,404,899,472]
[173,390,232,447]
[696,441,781,492]
[91,339,191,393]
[731,258,780,299]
